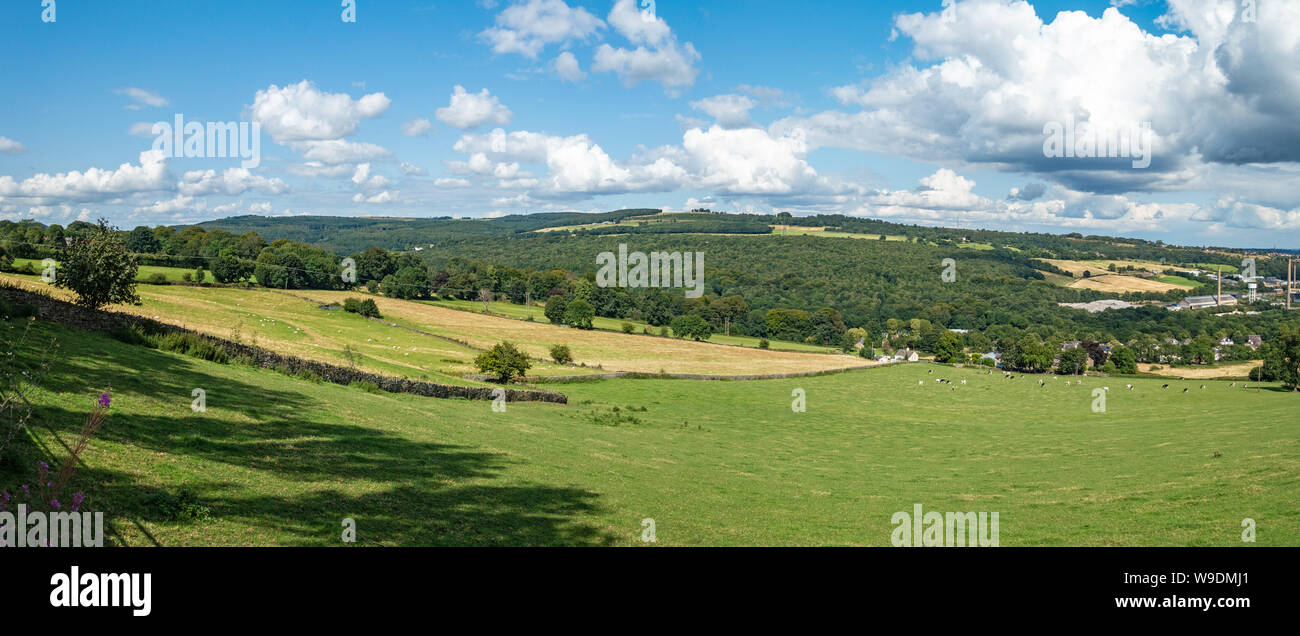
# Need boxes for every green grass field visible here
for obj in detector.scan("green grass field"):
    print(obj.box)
[6,319,1296,546]
[1157,275,1201,287]
[12,258,220,284]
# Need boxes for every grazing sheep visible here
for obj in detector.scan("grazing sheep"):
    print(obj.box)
[1200,385,1206,390]
[919,381,925,386]
[1162,384,1169,389]
[961,380,967,385]
[1230,382,1236,387]
[1126,384,1133,390]
[1183,388,1189,393]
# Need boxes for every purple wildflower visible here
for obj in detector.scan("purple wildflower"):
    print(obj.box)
[98,392,111,408]
[71,492,84,512]
[49,499,60,510]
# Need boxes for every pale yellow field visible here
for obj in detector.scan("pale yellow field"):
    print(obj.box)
[1138,360,1262,379]
[1066,274,1187,293]
[3,273,871,377]
[295,289,873,376]
[1036,258,1168,276]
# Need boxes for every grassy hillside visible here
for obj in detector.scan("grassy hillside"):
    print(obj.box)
[0,273,863,378]
[7,319,1296,546]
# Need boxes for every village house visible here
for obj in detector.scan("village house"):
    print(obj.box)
[893,349,920,363]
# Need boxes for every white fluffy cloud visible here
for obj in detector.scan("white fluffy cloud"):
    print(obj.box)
[134,194,201,215]
[248,80,390,143]
[554,51,585,82]
[606,0,672,46]
[1193,197,1300,231]
[478,0,604,58]
[0,137,26,154]
[449,122,851,201]
[435,86,513,130]
[853,168,1197,233]
[592,1,700,94]
[690,95,757,129]
[400,118,433,137]
[773,0,1300,199]
[0,150,170,202]
[115,87,168,110]
[178,167,288,196]
[351,163,391,191]
[290,139,391,164]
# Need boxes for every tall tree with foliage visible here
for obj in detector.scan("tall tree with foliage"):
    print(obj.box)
[933,330,963,363]
[1110,346,1138,374]
[1056,347,1088,375]
[474,342,532,383]
[55,220,140,309]
[564,299,595,329]
[1260,325,1300,391]
[543,294,568,324]
[670,314,712,341]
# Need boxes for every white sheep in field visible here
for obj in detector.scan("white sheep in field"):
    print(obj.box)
[919,381,925,386]
[961,380,967,385]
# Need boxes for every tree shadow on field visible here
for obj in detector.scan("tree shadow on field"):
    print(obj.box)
[13,328,616,546]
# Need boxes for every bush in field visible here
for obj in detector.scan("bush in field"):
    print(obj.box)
[475,342,532,383]
[55,220,140,309]
[563,299,595,330]
[550,344,573,365]
[933,330,962,363]
[621,322,636,334]
[382,266,431,300]
[211,252,253,283]
[1109,346,1138,374]
[670,314,712,341]
[543,294,568,324]
[1057,347,1088,375]
[149,331,230,364]
[343,297,381,318]
[144,272,169,285]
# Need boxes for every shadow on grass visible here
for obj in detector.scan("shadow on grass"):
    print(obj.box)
[5,321,616,546]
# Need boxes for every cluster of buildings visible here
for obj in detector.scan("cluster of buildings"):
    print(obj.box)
[874,349,920,363]
[1167,268,1298,311]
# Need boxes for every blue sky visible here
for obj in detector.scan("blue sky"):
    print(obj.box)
[2,0,1297,248]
